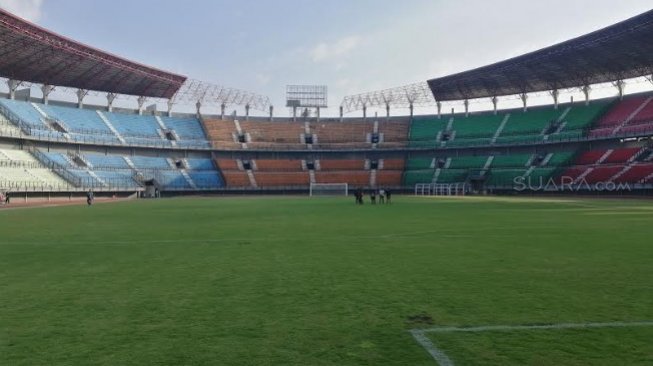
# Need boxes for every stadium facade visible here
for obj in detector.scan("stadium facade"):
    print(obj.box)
[1,8,653,201]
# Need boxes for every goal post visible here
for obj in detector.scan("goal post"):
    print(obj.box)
[309,183,349,197]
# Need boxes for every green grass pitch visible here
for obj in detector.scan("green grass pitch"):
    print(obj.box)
[1,196,652,365]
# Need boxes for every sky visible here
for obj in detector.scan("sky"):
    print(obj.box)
[0,0,652,116]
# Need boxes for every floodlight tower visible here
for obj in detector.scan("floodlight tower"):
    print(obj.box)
[286,85,328,121]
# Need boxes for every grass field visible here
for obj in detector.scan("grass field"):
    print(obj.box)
[1,196,652,365]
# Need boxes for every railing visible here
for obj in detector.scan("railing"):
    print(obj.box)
[28,147,81,186]
[0,159,44,169]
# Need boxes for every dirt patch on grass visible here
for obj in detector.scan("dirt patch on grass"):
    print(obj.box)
[406,313,434,326]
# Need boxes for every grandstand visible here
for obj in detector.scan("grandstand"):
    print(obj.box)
[0,7,652,199]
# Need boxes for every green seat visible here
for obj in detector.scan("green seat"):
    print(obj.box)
[494,134,543,145]
[492,154,532,168]
[546,152,575,166]
[449,156,489,169]
[451,114,504,140]
[527,168,557,184]
[409,116,448,146]
[501,107,562,136]
[403,170,435,186]
[436,169,468,183]
[406,158,433,170]
[445,138,493,148]
[487,169,527,186]
[562,101,613,131]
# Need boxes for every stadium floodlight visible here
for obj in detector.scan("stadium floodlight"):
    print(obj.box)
[309,183,348,197]
[170,79,272,112]
[341,81,436,114]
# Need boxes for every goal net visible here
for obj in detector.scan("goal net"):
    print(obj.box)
[415,183,469,196]
[309,183,349,197]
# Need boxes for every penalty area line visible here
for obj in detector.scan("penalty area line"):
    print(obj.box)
[410,320,653,365]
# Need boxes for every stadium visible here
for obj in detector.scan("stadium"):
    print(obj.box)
[1,3,652,365]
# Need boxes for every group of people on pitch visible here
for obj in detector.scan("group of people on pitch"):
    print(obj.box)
[354,188,391,205]
[0,191,10,205]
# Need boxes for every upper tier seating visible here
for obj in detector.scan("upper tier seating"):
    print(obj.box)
[240,121,305,146]
[377,121,410,146]
[451,114,504,139]
[590,96,653,137]
[41,104,112,134]
[500,108,561,136]
[160,116,207,140]
[409,116,448,147]
[104,112,162,138]
[311,121,373,145]
[0,99,210,149]
[203,119,241,149]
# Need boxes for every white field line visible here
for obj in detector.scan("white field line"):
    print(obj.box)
[410,329,454,366]
[410,321,653,365]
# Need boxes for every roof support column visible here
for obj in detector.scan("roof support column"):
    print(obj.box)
[41,85,54,105]
[245,104,250,121]
[7,80,20,100]
[520,93,528,112]
[436,101,442,119]
[316,107,321,122]
[269,105,274,122]
[464,99,469,117]
[339,106,344,122]
[292,106,297,122]
[220,103,226,120]
[77,89,88,109]
[107,93,117,112]
[409,102,414,119]
[615,80,625,100]
[166,99,174,117]
[582,85,591,105]
[195,100,202,118]
[551,89,559,110]
[362,104,367,120]
[385,103,390,121]
[491,96,498,115]
[137,96,147,115]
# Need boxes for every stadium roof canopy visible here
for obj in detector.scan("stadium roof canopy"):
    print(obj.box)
[427,9,653,102]
[0,8,186,99]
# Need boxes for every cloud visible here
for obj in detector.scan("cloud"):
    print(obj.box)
[255,73,272,86]
[0,0,44,22]
[310,35,361,63]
